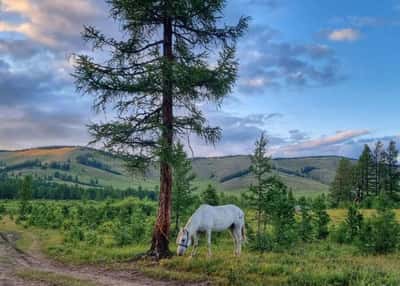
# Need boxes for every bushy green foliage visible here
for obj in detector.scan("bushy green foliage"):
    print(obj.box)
[298,197,314,242]
[219,192,242,206]
[269,186,297,249]
[248,232,273,252]
[11,198,156,247]
[358,208,400,254]
[112,221,135,246]
[312,196,330,239]
[18,175,32,221]
[27,203,64,229]
[201,184,219,206]
[247,176,298,251]
[332,204,363,244]
[64,224,85,244]
[345,204,364,241]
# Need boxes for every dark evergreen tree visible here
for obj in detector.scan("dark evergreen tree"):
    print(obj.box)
[359,208,400,254]
[171,143,196,232]
[201,184,219,206]
[330,158,354,204]
[244,132,272,242]
[345,204,363,241]
[73,0,248,258]
[372,141,385,196]
[358,145,375,200]
[312,196,330,239]
[298,197,314,242]
[385,141,399,195]
[268,184,296,247]
[18,175,32,220]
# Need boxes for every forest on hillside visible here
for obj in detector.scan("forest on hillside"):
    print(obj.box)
[331,140,400,207]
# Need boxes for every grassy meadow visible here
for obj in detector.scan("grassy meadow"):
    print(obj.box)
[2,199,400,286]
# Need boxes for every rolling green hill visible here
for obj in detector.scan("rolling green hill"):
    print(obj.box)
[0,146,348,196]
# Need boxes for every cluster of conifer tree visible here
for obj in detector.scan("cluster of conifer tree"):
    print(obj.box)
[0,174,158,201]
[331,140,399,205]
[243,133,330,251]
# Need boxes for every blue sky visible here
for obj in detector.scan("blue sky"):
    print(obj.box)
[0,0,399,158]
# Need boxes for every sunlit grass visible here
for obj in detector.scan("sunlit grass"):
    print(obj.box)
[4,208,400,285]
[137,241,400,285]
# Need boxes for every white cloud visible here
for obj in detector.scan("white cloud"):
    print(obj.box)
[241,77,271,88]
[0,0,101,47]
[328,28,360,42]
[275,129,370,155]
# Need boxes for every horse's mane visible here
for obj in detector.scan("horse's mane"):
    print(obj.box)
[184,215,193,229]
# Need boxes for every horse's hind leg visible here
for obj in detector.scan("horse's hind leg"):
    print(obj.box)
[233,227,242,256]
[206,230,212,257]
[229,228,237,255]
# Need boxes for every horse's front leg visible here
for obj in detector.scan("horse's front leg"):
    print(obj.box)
[207,230,212,257]
[190,233,199,257]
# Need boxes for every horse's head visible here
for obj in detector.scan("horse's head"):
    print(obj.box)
[176,228,190,256]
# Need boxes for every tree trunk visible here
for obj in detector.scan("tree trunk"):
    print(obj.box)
[149,15,173,259]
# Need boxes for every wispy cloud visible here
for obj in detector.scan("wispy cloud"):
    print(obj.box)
[327,28,361,42]
[280,130,370,153]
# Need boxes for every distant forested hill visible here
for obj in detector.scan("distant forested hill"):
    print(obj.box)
[0,146,351,196]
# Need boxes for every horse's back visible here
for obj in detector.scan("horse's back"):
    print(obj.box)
[213,204,243,216]
[195,204,244,231]
[197,204,243,216]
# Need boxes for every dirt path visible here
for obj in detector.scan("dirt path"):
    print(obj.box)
[0,232,208,286]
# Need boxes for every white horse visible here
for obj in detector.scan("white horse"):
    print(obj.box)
[176,204,246,257]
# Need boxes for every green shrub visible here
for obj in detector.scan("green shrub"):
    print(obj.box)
[112,221,134,246]
[312,196,330,239]
[64,224,84,244]
[330,223,349,244]
[249,233,273,252]
[345,204,363,241]
[332,204,364,244]
[84,229,103,246]
[298,198,314,242]
[358,208,400,254]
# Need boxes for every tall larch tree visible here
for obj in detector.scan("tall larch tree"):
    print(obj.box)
[244,132,272,241]
[351,163,364,202]
[73,0,248,258]
[358,145,374,199]
[330,158,354,204]
[372,141,385,196]
[386,141,399,194]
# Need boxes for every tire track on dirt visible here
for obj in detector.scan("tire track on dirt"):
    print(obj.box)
[0,231,209,286]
